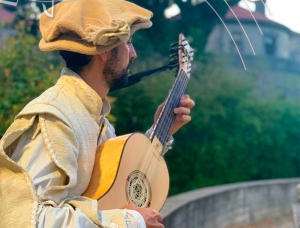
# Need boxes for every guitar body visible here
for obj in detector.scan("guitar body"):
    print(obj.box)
[82,133,170,211]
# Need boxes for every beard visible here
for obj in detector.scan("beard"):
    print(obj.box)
[108,71,130,92]
[103,48,131,92]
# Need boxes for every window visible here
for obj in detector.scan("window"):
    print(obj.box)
[230,32,243,54]
[264,35,276,56]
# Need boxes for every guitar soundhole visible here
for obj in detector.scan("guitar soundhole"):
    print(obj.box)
[126,170,152,208]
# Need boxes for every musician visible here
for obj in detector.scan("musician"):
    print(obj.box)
[0,0,195,227]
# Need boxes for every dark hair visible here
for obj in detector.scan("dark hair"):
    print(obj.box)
[60,50,92,73]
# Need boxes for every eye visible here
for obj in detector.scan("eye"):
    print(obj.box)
[127,37,133,44]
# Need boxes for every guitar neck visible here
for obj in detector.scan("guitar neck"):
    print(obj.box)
[150,69,190,147]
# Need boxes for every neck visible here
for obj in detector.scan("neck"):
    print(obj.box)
[78,57,109,100]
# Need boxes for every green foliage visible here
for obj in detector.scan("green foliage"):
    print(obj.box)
[0,24,61,137]
[167,63,300,194]
[1,0,299,198]
[110,54,300,196]
[130,0,240,54]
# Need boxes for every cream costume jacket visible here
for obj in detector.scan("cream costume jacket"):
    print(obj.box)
[0,68,164,228]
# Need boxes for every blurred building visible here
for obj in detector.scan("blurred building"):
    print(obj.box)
[0,7,16,48]
[205,2,300,75]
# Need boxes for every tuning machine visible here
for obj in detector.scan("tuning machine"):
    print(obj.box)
[170,42,179,54]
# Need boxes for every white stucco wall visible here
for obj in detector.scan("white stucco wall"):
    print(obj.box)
[205,22,298,60]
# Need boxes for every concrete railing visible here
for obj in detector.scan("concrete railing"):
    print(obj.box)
[161,178,300,228]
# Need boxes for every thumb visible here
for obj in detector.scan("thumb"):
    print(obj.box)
[123,202,137,210]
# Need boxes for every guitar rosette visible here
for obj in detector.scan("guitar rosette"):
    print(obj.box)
[126,170,152,208]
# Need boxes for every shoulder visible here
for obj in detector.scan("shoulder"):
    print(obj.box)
[16,83,73,128]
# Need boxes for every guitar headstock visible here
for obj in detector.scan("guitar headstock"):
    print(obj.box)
[170,33,194,78]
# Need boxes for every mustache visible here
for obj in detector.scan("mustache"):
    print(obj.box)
[127,60,133,70]
[126,61,133,75]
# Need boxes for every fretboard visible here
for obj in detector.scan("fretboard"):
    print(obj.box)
[150,69,190,149]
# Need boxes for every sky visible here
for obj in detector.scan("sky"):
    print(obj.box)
[1,0,299,33]
[239,0,300,33]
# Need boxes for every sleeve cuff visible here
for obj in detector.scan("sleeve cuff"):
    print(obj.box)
[98,209,146,228]
[124,209,146,228]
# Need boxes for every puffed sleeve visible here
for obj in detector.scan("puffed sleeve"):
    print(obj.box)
[11,116,146,228]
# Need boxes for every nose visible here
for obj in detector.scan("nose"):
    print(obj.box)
[129,43,137,60]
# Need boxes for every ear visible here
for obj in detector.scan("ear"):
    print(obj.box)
[99,52,109,62]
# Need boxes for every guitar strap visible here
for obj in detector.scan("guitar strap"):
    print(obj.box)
[109,58,179,93]
[108,64,167,93]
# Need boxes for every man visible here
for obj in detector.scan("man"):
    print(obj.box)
[0,0,195,227]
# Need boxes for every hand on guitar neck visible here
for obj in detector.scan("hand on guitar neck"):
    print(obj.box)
[154,94,195,136]
[124,203,164,228]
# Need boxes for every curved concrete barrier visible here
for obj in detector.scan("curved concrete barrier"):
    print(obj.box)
[161,178,300,228]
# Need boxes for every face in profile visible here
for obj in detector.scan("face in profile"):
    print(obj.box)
[103,40,136,91]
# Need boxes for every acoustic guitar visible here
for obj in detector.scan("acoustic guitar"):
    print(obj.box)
[82,33,194,211]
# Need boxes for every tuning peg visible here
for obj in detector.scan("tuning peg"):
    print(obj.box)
[182,40,188,46]
[169,53,178,59]
[170,42,179,54]
[170,42,178,48]
[170,48,178,54]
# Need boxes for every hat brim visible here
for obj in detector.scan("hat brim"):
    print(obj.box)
[39,34,123,55]
[39,21,152,55]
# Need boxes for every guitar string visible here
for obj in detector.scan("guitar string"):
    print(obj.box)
[155,72,189,148]
[129,141,159,206]
[155,70,185,143]
[146,76,188,186]
[160,74,189,145]
[133,71,186,196]
[133,73,190,206]
[146,72,190,185]
[134,100,175,189]
[135,70,186,181]
[133,73,188,205]
[165,76,188,138]
[138,72,190,190]
[156,42,192,142]
[131,41,192,205]
[149,71,189,158]
[149,42,184,142]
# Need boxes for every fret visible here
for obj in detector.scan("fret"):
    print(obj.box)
[150,34,194,154]
[150,71,190,148]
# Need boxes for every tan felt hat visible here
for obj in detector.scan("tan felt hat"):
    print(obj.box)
[39,0,153,55]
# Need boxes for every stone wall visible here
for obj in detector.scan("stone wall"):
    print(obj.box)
[161,179,300,228]
[206,21,298,60]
